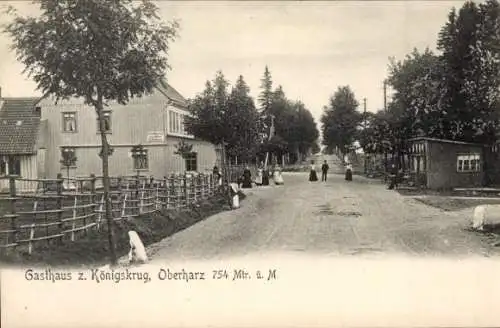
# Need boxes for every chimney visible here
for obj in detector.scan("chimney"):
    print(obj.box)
[0,86,2,99]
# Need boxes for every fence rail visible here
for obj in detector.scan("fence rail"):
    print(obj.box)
[0,172,221,255]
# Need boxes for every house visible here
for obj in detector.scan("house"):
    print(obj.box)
[407,137,485,190]
[34,81,217,182]
[0,96,46,193]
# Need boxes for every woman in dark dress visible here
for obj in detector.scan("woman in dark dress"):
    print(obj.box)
[213,165,222,186]
[309,161,318,182]
[262,169,270,186]
[241,166,253,188]
[345,163,353,181]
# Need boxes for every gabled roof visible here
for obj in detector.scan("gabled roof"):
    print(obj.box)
[408,136,484,147]
[0,97,42,155]
[155,80,188,108]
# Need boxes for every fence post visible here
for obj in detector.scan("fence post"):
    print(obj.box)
[56,173,64,244]
[191,174,196,203]
[209,173,213,196]
[8,175,18,251]
[183,173,188,207]
[90,174,97,230]
[135,173,140,216]
[117,176,124,219]
[162,176,167,210]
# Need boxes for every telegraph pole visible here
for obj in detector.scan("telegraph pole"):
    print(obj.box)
[363,98,367,122]
[363,98,367,174]
[383,80,387,112]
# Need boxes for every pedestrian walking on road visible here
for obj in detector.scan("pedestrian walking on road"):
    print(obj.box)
[321,160,329,182]
[309,161,318,182]
[387,163,398,190]
[345,163,353,181]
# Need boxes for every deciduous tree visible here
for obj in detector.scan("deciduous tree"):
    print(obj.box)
[321,86,362,159]
[4,0,178,265]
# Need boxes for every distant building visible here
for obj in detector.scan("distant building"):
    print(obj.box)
[0,97,44,192]
[407,137,485,189]
[0,81,217,192]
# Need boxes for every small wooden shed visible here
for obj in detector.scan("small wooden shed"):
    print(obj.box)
[407,137,485,190]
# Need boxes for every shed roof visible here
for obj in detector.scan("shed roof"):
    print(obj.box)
[408,136,484,147]
[0,97,42,155]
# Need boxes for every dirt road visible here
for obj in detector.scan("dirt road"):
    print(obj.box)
[148,156,498,262]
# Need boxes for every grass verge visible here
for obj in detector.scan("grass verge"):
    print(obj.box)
[414,196,500,212]
[0,191,246,268]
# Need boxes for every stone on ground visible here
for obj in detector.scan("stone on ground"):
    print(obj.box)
[472,205,500,230]
[128,230,148,263]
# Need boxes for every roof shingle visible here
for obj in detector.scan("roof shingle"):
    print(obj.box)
[0,97,41,155]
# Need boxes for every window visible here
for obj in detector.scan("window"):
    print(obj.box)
[0,156,21,176]
[60,147,77,167]
[174,112,179,132]
[185,152,197,172]
[133,150,149,170]
[62,112,77,132]
[169,111,175,132]
[8,157,21,176]
[457,153,481,172]
[97,111,112,133]
[168,110,190,136]
[179,115,185,134]
[0,157,6,176]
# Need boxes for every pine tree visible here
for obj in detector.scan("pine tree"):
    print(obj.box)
[226,75,260,163]
[185,71,231,145]
[258,66,273,115]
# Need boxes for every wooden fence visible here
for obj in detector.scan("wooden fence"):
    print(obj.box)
[0,173,220,255]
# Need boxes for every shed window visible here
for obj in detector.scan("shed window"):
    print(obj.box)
[457,154,481,173]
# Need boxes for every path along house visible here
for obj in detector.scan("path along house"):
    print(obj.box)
[0,82,217,192]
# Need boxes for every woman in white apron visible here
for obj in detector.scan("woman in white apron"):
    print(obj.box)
[255,168,263,186]
[309,161,318,182]
[273,165,284,185]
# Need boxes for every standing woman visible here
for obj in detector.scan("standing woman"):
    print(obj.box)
[345,162,353,181]
[241,166,253,188]
[273,165,284,185]
[309,161,318,182]
[255,168,263,186]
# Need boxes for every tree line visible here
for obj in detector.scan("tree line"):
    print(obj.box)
[321,0,500,169]
[185,66,320,165]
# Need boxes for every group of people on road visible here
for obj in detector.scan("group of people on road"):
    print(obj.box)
[246,166,284,188]
[212,164,284,190]
[309,160,353,182]
[214,158,355,189]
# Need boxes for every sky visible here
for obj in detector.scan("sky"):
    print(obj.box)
[0,0,468,126]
